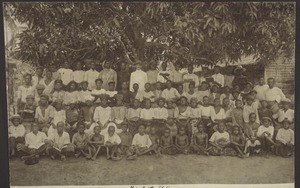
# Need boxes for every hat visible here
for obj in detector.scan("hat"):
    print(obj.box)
[9,114,22,121]
[282,118,291,124]
[26,94,35,99]
[40,94,49,100]
[281,98,291,103]
[36,84,45,90]
[84,95,95,102]
[261,117,272,122]
[54,79,63,84]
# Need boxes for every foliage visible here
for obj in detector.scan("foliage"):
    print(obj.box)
[4,2,295,67]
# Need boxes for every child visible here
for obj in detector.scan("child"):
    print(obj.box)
[66,100,80,138]
[140,98,155,128]
[230,99,244,128]
[80,95,95,126]
[8,114,25,157]
[243,113,262,156]
[78,81,91,104]
[57,62,74,86]
[166,118,178,143]
[106,81,118,104]
[197,81,210,104]
[127,125,153,159]
[209,122,231,156]
[35,94,54,133]
[118,82,133,105]
[84,60,99,90]
[132,83,140,100]
[64,81,79,105]
[153,98,168,136]
[174,96,191,135]
[112,94,127,125]
[35,84,46,105]
[104,126,121,160]
[49,99,66,137]
[243,95,260,124]
[91,79,106,104]
[19,94,36,133]
[153,81,162,100]
[73,62,85,85]
[51,79,65,102]
[126,99,141,134]
[48,122,74,161]
[243,113,260,136]
[177,84,184,97]
[88,126,104,160]
[93,94,113,128]
[138,82,155,102]
[40,69,55,95]
[229,90,243,107]
[159,128,177,155]
[257,117,275,153]
[210,98,226,124]
[161,80,180,101]
[200,96,213,136]
[148,126,160,156]
[17,74,35,112]
[117,123,133,156]
[190,123,209,155]
[188,98,202,141]
[183,82,198,103]
[230,126,246,158]
[166,100,175,118]
[258,100,272,121]
[275,119,294,157]
[175,126,190,154]
[72,123,91,159]
[208,84,220,105]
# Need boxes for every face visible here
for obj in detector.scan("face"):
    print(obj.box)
[37,88,44,95]
[283,121,290,129]
[267,78,275,88]
[188,66,193,73]
[164,130,170,137]
[189,84,195,92]
[150,127,156,134]
[36,68,43,77]
[82,82,88,90]
[24,75,32,85]
[203,97,209,105]
[133,83,139,91]
[259,78,265,85]
[45,71,52,79]
[201,83,208,90]
[101,98,108,106]
[133,99,140,108]
[180,97,187,105]
[178,85,183,92]
[76,62,82,70]
[212,86,218,93]
[86,100,93,106]
[121,62,126,70]
[122,82,128,89]
[223,98,229,106]
[96,81,103,88]
[145,83,151,90]
[94,126,100,134]
[57,123,64,133]
[26,98,34,105]
[233,92,239,99]
[249,114,256,122]
[261,101,268,108]
[218,123,225,132]
[78,124,85,133]
[179,127,185,135]
[55,102,63,110]
[108,126,115,136]
[166,81,172,88]
[138,125,145,134]
[108,83,115,91]
[197,125,204,132]
[156,82,162,90]
[121,125,128,132]
[235,100,242,108]
[90,62,96,69]
[145,100,151,108]
[161,62,167,70]
[246,98,253,105]
[39,97,47,105]
[214,99,220,106]
[104,62,111,69]
[69,103,76,109]
[175,64,180,71]
[158,100,164,107]
[191,99,197,107]
[246,84,252,90]
[32,125,39,133]
[233,127,239,135]
[262,119,270,127]
[54,83,62,90]
[12,119,20,126]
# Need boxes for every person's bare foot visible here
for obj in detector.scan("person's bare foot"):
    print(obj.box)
[50,155,55,160]
[60,155,66,161]
[75,153,81,158]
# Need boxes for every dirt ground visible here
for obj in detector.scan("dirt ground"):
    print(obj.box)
[9,154,294,186]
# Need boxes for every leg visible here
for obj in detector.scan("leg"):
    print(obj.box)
[92,145,101,160]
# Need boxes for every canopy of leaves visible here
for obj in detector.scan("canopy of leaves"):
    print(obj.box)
[4,2,295,67]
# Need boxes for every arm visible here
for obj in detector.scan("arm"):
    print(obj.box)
[114,71,117,91]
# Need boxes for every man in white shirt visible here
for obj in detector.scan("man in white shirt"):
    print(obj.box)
[170,63,183,87]
[264,77,286,114]
[275,119,294,157]
[161,80,180,101]
[211,66,224,87]
[183,65,199,92]
[73,62,85,84]
[99,61,118,90]
[130,62,148,92]
[84,60,99,90]
[57,62,74,86]
[17,74,36,111]
[32,67,44,87]
[48,122,74,160]
[273,98,294,123]
[253,77,269,101]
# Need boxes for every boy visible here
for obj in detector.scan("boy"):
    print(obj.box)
[175,126,190,154]
[51,79,65,102]
[166,118,178,143]
[148,126,160,156]
[230,126,246,158]
[243,95,260,124]
[35,84,46,105]
[161,80,180,101]
[137,82,155,102]
[35,94,54,133]
[275,119,294,157]
[66,100,80,138]
[91,79,106,104]
[209,122,230,156]
[17,74,35,111]
[117,123,133,156]
[197,81,210,104]
[190,123,209,155]
[257,117,275,152]
[78,81,91,104]
[93,94,113,127]
[72,122,91,159]
[230,99,244,128]
[106,81,118,103]
[140,98,155,128]
[48,122,74,161]
[188,98,202,140]
[153,98,168,136]
[258,100,272,120]
[153,81,162,100]
[19,94,36,133]
[88,126,104,160]
[159,128,177,155]
[166,100,175,118]
[49,99,66,137]
[126,99,141,134]
[183,82,198,103]
[84,60,99,90]
[57,62,74,86]
[112,94,127,124]
[104,126,121,160]
[8,114,25,157]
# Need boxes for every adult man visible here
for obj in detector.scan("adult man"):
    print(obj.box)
[183,64,199,92]
[99,61,118,90]
[146,61,159,86]
[264,77,286,114]
[84,60,99,90]
[253,77,269,101]
[129,62,148,92]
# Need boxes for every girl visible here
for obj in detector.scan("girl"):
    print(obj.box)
[208,84,221,105]
[72,123,91,159]
[188,98,202,141]
[40,69,55,95]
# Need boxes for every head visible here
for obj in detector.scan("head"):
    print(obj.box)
[150,61,157,70]
[121,123,128,133]
[120,62,126,70]
[94,126,101,134]
[174,63,180,71]
[282,100,291,110]
[223,98,230,107]
[157,98,165,108]
[45,69,53,79]
[235,99,242,108]
[90,61,96,70]
[54,100,63,110]
[54,80,63,91]
[32,123,39,134]
[69,102,76,109]
[188,82,195,92]
[25,95,35,105]
[246,96,254,105]
[36,67,43,77]
[200,82,209,90]
[81,81,88,90]
[177,84,183,93]
[36,85,45,95]
[63,62,70,69]
[95,79,103,89]
[57,122,65,134]
[104,61,111,69]
[77,123,85,134]
[166,100,173,108]
[214,98,221,107]
[249,113,256,123]
[203,96,209,105]
[282,119,290,130]
[232,91,240,99]
[187,65,193,74]
[190,98,198,108]
[211,85,219,93]
[68,81,77,91]
[161,62,167,71]
[133,99,140,108]
[232,126,240,135]
[164,128,171,137]
[138,124,146,135]
[217,122,226,133]
[150,126,156,135]
[133,83,139,92]
[144,99,151,109]
[108,126,115,136]
[261,100,268,108]
[179,96,188,106]
[39,95,49,106]
[178,126,186,135]
[24,74,32,85]
[267,78,275,88]
[144,83,151,91]
[245,82,253,91]
[11,116,21,126]
[166,80,172,89]
[261,117,271,127]
[121,82,129,90]
[108,82,115,91]
[233,85,240,92]
[259,77,265,86]
[75,62,83,70]
[214,66,221,74]
[100,95,108,106]
[197,123,204,133]
[135,63,142,70]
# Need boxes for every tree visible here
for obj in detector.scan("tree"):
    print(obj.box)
[4,2,295,68]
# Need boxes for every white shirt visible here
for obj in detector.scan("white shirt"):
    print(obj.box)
[58,68,74,85]
[264,87,286,103]
[157,70,171,83]
[136,90,155,102]
[8,124,25,138]
[273,109,294,123]
[106,91,118,98]
[104,133,121,145]
[91,89,106,96]
[130,69,148,92]
[189,107,202,118]
[209,131,230,143]
[210,107,226,123]
[35,105,55,122]
[51,90,65,102]
[161,88,180,100]
[78,90,92,102]
[84,69,99,90]
[132,133,152,148]
[154,107,168,120]
[17,85,35,103]
[200,105,212,117]
[93,106,112,126]
[243,102,260,123]
[257,125,274,138]
[276,128,294,145]
[49,131,71,149]
[212,73,225,87]
[39,79,54,95]
[140,108,155,120]
[197,90,210,103]
[64,91,79,104]
[183,92,198,103]
[32,76,43,87]
[52,110,66,125]
[253,84,269,101]
[73,70,85,84]
[183,73,199,92]
[25,131,47,149]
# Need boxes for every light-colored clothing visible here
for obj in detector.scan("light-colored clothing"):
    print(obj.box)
[253,84,269,101]
[189,107,201,118]
[170,70,183,83]
[209,131,230,143]
[243,102,260,123]
[64,91,79,104]
[35,105,55,123]
[212,73,224,87]
[210,107,226,123]
[146,70,159,84]
[106,91,118,98]
[98,68,117,90]
[8,124,25,138]
[112,106,127,123]
[78,90,92,102]
[154,107,168,120]
[126,108,141,120]
[130,70,148,92]
[84,69,99,90]
[25,131,47,149]
[273,109,294,123]
[51,90,65,102]
[140,108,155,120]
[73,70,85,84]
[257,125,274,138]
[39,79,54,95]
[264,87,286,103]
[93,106,112,126]
[161,88,180,100]
[197,90,210,104]
[183,73,199,92]
[157,70,171,83]
[132,133,152,148]
[57,68,74,85]
[174,106,191,119]
[136,90,155,102]
[183,92,198,103]
[52,110,66,125]
[200,105,212,117]
[32,76,43,87]
[276,128,294,145]
[49,131,71,149]
[104,133,121,145]
[17,85,35,103]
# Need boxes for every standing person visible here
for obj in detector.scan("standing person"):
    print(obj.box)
[211,66,224,87]
[34,84,46,106]
[264,77,286,114]
[183,64,199,92]
[117,62,131,90]
[19,94,36,133]
[257,117,276,152]
[98,61,117,91]
[57,62,74,86]
[73,62,85,85]
[104,126,122,160]
[84,60,99,90]
[153,82,163,100]
[232,66,247,91]
[230,100,244,128]
[146,61,159,89]
[32,67,44,87]
[126,99,141,134]
[253,77,269,101]
[170,63,183,88]
[40,69,55,95]
[157,61,171,84]
[129,62,148,92]
[17,74,36,112]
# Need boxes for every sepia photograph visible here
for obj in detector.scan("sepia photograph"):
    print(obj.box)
[3,2,295,187]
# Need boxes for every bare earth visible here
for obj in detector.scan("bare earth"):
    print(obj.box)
[9,154,294,186]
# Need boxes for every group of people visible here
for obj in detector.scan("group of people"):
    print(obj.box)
[8,59,294,162]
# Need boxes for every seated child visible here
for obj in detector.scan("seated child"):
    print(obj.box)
[174,126,190,154]
[188,97,202,141]
[93,94,113,128]
[275,119,294,157]
[64,81,79,105]
[139,82,156,102]
[66,100,80,138]
[190,123,209,155]
[127,125,153,159]
[77,81,91,104]
[8,114,25,157]
[199,96,213,137]
[140,98,155,129]
[126,99,141,134]
[166,100,175,118]
[48,99,66,137]
[159,128,177,155]
[19,94,36,133]
[117,123,133,156]
[35,94,54,133]
[230,126,246,158]
[257,117,275,153]
[243,113,262,156]
[166,118,178,143]
[153,81,162,100]
[50,79,65,103]
[88,126,104,160]
[104,126,121,160]
[48,122,74,161]
[153,98,168,136]
[209,122,231,156]
[91,79,106,104]
[258,100,272,120]
[72,122,91,159]
[112,94,127,125]
[106,82,118,104]
[148,126,161,156]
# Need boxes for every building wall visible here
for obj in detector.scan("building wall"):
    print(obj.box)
[264,55,295,96]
